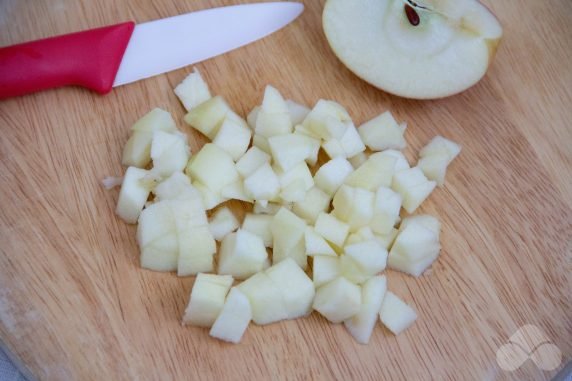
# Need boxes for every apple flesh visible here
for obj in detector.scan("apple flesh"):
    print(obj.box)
[208,206,239,241]
[174,68,211,111]
[242,213,273,248]
[209,287,252,343]
[358,111,406,151]
[313,277,361,323]
[379,291,417,335]
[344,275,387,344]
[182,273,233,327]
[116,166,152,224]
[218,229,269,279]
[418,136,461,185]
[323,0,503,99]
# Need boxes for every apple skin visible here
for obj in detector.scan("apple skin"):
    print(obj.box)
[323,0,503,99]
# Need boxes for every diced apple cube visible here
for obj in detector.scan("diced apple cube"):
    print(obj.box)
[243,163,280,201]
[212,115,252,161]
[344,240,387,276]
[332,185,375,231]
[265,258,315,319]
[338,255,371,284]
[238,272,289,325]
[286,99,311,125]
[391,220,440,261]
[345,152,396,190]
[182,273,233,327]
[312,256,340,288]
[387,250,439,277]
[302,99,351,140]
[136,201,175,247]
[208,207,239,241]
[246,106,260,130]
[242,213,273,248]
[252,134,271,154]
[123,108,177,167]
[340,122,366,158]
[399,215,441,236]
[116,167,152,224]
[348,152,368,169]
[220,181,253,203]
[279,179,307,203]
[187,143,239,193]
[209,287,252,343]
[269,134,320,172]
[358,111,406,151]
[380,149,410,172]
[313,277,361,323]
[322,138,346,159]
[177,225,216,276]
[184,96,231,139]
[140,233,179,272]
[314,212,350,248]
[292,187,332,224]
[314,157,354,196]
[255,111,292,138]
[235,146,271,178]
[261,85,289,113]
[344,275,387,344]
[253,201,284,215]
[419,135,461,160]
[150,131,190,177]
[276,162,314,191]
[375,228,399,250]
[305,227,337,257]
[391,167,436,213]
[370,187,402,235]
[271,208,307,269]
[293,123,321,140]
[418,135,461,185]
[174,68,211,111]
[192,181,226,210]
[218,230,269,279]
[379,291,417,335]
[153,172,200,202]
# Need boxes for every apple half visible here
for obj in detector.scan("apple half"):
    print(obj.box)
[323,0,502,99]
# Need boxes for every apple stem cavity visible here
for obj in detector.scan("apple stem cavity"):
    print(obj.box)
[404,4,420,26]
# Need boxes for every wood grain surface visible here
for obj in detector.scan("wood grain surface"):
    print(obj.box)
[1,0,571,380]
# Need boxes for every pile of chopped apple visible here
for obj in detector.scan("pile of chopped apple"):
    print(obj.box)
[110,68,460,344]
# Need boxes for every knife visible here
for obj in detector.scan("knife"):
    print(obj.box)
[0,2,304,100]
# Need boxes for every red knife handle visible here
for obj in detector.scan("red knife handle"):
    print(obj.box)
[0,22,135,100]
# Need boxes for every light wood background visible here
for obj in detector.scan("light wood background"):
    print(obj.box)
[1,0,571,380]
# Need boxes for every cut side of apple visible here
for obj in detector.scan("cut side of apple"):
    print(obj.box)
[184,96,231,139]
[323,0,503,99]
[358,111,406,151]
[391,167,436,213]
[271,208,307,269]
[312,256,340,288]
[218,229,269,279]
[235,146,271,178]
[313,277,361,323]
[305,227,337,257]
[209,287,252,343]
[237,272,289,325]
[208,207,239,241]
[150,130,190,178]
[314,157,354,197]
[314,212,350,249]
[379,291,417,335]
[116,166,152,224]
[418,136,461,185]
[187,143,239,194]
[286,100,311,125]
[174,68,212,112]
[345,152,396,191]
[332,185,375,232]
[183,273,233,327]
[212,114,252,161]
[344,275,387,344]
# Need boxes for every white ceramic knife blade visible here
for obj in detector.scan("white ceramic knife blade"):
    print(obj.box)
[113,2,304,87]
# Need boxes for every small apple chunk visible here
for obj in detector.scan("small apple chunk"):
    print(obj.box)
[379,149,410,172]
[313,256,340,288]
[391,167,436,213]
[150,131,190,178]
[265,258,315,319]
[153,172,200,202]
[255,86,292,138]
[182,273,233,327]
[314,212,350,249]
[340,122,366,158]
[242,213,273,248]
[314,157,354,196]
[238,272,289,325]
[235,146,271,178]
[332,185,375,232]
[302,99,351,140]
[313,277,361,323]
[192,181,226,211]
[116,166,152,224]
[344,240,388,276]
[305,227,337,257]
[184,96,231,139]
[212,115,252,161]
[208,207,239,241]
[253,201,284,216]
[187,143,239,194]
[122,108,177,168]
[323,0,503,99]
[358,111,406,151]
[218,229,269,279]
[418,136,461,185]
[269,134,320,172]
[271,208,307,269]
[292,187,332,225]
[220,181,253,203]
[345,152,396,191]
[286,99,311,125]
[344,275,387,344]
[370,187,402,235]
[174,68,211,111]
[379,291,417,335]
[243,163,281,201]
[209,287,252,343]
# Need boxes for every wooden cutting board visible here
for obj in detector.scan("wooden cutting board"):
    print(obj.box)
[1,0,570,380]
